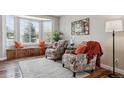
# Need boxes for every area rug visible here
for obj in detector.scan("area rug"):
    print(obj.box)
[19,58,89,78]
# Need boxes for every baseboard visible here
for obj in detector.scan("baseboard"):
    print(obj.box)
[0,57,7,61]
[101,64,124,75]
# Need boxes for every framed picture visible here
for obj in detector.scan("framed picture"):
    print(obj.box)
[71,18,89,35]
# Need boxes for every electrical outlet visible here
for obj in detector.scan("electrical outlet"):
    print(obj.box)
[115,58,119,63]
[115,58,119,67]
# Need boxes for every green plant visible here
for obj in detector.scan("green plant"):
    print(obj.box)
[52,31,61,41]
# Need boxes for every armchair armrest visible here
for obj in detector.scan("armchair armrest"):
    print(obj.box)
[45,42,53,48]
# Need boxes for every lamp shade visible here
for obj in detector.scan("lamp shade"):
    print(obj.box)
[105,20,123,32]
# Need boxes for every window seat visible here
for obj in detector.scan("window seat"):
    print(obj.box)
[6,47,45,60]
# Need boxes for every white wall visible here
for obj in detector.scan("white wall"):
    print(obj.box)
[60,15,124,70]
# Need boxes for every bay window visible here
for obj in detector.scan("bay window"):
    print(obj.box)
[5,15,53,48]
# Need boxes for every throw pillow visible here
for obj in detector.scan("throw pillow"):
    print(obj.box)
[52,42,58,49]
[39,40,45,49]
[75,44,87,54]
[38,40,46,54]
[15,41,24,48]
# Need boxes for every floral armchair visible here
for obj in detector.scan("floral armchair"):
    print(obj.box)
[45,40,68,61]
[62,52,96,77]
[62,41,103,77]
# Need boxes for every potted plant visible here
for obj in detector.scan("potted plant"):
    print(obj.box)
[52,31,61,41]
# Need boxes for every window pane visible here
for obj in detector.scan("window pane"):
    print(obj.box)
[6,16,14,46]
[30,21,39,43]
[20,19,39,43]
[20,19,30,43]
[43,21,52,41]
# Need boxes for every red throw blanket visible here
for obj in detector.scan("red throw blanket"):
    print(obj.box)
[85,41,103,67]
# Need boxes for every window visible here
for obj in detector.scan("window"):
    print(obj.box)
[6,16,14,46]
[5,15,53,48]
[20,19,39,44]
[43,20,53,41]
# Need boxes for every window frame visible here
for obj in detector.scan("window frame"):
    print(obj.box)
[6,15,15,47]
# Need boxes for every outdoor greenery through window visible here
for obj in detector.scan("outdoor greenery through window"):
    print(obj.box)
[20,19,39,44]
[6,16,14,46]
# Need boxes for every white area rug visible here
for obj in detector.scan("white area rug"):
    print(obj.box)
[19,58,89,78]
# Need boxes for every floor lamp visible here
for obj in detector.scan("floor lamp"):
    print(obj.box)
[105,20,123,78]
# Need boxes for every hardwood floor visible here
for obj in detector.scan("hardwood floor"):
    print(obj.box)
[0,56,123,78]
[86,67,124,78]
[0,56,41,78]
